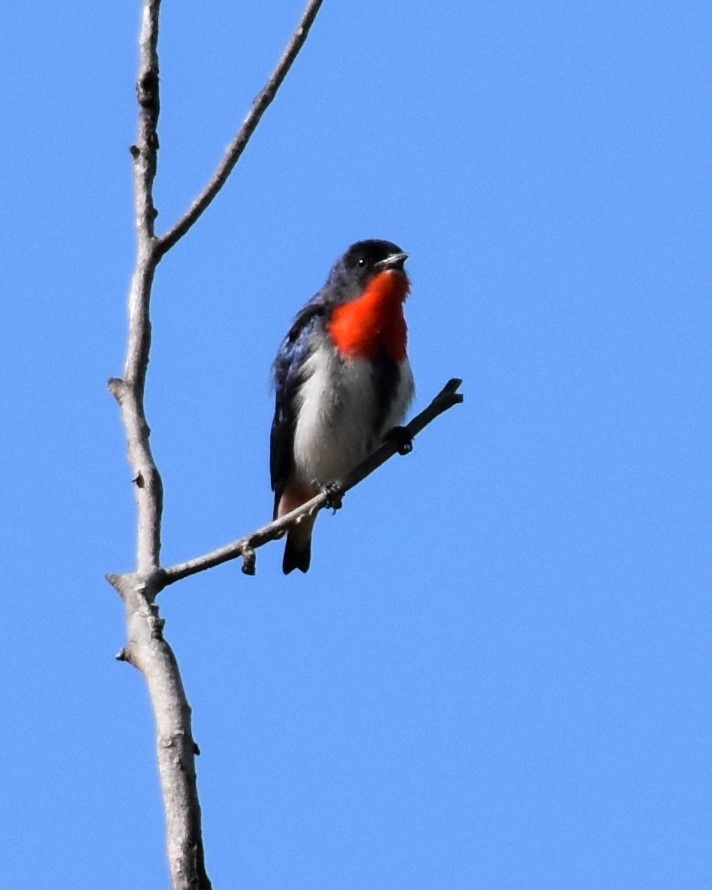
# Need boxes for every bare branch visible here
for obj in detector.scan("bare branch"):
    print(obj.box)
[113,2,328,882]
[116,0,164,576]
[132,0,161,248]
[110,1,212,887]
[161,379,464,586]
[107,572,211,890]
[157,0,325,256]
[113,1,450,885]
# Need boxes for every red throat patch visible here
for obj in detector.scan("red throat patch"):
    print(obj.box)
[327,270,410,361]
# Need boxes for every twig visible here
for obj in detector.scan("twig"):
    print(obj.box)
[161,379,464,586]
[157,0,325,256]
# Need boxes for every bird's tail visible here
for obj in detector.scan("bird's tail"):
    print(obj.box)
[282,514,316,574]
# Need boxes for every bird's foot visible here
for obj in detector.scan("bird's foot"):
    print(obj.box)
[386,425,413,455]
[323,481,344,513]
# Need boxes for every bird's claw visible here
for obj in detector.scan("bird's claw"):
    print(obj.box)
[386,425,413,456]
[323,481,344,513]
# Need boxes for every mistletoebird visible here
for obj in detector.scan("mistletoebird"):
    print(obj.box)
[270,240,414,574]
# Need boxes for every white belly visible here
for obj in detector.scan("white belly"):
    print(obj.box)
[292,342,413,485]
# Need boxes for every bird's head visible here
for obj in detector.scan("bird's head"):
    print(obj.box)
[326,240,409,305]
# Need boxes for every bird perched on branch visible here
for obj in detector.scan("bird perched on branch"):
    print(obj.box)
[270,239,415,574]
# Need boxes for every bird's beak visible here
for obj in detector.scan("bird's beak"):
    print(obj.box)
[375,252,408,272]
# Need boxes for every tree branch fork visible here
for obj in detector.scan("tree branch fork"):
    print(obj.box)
[108,378,463,597]
[114,2,456,886]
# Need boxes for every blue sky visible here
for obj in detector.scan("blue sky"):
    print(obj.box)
[2,1,710,887]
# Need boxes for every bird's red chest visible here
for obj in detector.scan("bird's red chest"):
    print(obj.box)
[327,271,409,362]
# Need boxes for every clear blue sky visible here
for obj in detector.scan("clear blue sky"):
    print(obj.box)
[2,2,710,887]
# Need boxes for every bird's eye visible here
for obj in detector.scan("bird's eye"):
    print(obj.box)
[357,256,366,267]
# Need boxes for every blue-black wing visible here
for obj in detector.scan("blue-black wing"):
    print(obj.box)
[270,299,326,518]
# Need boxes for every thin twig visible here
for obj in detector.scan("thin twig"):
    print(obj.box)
[157,0,325,256]
[161,379,464,585]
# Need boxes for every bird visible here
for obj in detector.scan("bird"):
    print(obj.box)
[270,239,415,574]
